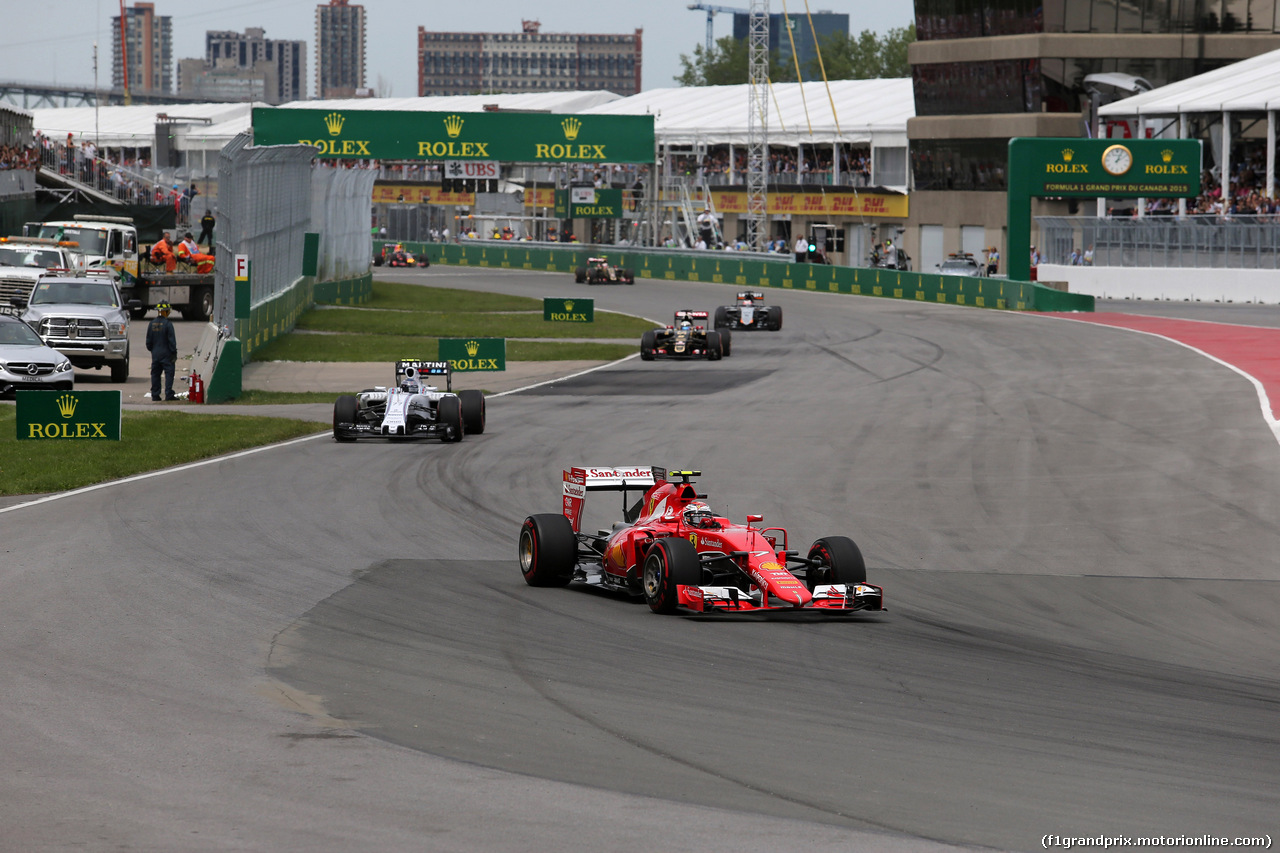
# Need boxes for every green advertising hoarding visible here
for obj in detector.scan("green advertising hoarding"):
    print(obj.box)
[1007,137,1202,281]
[554,188,624,218]
[253,108,655,164]
[438,337,507,372]
[543,297,594,322]
[16,390,122,440]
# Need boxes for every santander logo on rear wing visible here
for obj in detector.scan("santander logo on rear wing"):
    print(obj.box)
[562,466,666,532]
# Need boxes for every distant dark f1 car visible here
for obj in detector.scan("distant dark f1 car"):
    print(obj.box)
[574,256,634,284]
[519,466,885,615]
[640,310,730,361]
[714,291,782,331]
[332,360,484,442]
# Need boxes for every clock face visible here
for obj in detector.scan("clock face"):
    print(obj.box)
[1102,144,1133,176]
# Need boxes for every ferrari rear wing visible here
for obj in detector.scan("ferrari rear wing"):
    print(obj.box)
[562,466,667,532]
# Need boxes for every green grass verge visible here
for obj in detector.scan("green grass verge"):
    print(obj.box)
[0,407,326,496]
[301,307,654,338]
[229,390,351,405]
[368,280,543,312]
[252,332,636,363]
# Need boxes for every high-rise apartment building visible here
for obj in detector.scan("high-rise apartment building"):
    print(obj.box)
[730,12,848,74]
[417,20,642,97]
[111,2,173,95]
[903,0,1280,266]
[315,0,366,99]
[204,28,307,103]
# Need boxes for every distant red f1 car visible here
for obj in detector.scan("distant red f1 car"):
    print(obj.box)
[519,467,884,615]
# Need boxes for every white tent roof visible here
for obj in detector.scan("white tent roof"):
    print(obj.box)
[1099,47,1280,116]
[281,91,621,115]
[30,102,256,148]
[582,78,914,148]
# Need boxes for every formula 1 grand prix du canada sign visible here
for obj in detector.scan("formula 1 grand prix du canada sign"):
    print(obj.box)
[252,108,656,164]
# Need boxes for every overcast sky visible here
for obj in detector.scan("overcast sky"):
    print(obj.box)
[0,0,915,99]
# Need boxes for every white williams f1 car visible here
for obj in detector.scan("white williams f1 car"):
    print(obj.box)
[332,360,485,442]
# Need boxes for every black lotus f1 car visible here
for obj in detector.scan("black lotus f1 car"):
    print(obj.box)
[640,310,730,361]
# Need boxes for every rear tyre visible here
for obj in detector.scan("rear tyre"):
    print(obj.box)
[719,328,732,357]
[438,395,464,442]
[621,268,634,283]
[519,513,576,587]
[714,306,729,329]
[770,305,783,331]
[459,389,486,435]
[193,286,214,320]
[333,395,358,442]
[640,329,656,361]
[705,330,723,361]
[110,344,129,382]
[806,536,866,589]
[642,537,701,613]
[574,268,587,283]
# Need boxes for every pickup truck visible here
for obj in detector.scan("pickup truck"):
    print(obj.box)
[30,215,214,320]
[20,275,133,382]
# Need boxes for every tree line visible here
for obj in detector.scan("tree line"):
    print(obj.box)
[675,25,916,86]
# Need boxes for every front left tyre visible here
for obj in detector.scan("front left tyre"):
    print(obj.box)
[640,329,657,361]
[705,330,723,361]
[333,395,358,442]
[438,395,464,442]
[642,537,701,613]
[519,513,577,587]
[806,535,866,589]
[459,389,485,435]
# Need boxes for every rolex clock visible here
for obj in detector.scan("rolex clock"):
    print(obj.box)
[1102,144,1133,176]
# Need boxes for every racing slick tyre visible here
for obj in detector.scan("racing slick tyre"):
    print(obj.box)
[574,268,587,283]
[806,536,866,589]
[705,330,723,361]
[642,537,701,614]
[519,513,576,587]
[459,389,486,435]
[109,344,129,382]
[640,329,657,361]
[714,307,729,330]
[621,268,634,284]
[332,395,358,442]
[769,305,783,331]
[438,395,464,442]
[719,328,732,357]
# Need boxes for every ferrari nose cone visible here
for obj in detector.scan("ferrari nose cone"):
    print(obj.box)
[773,584,813,608]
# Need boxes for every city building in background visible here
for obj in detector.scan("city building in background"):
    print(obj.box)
[417,20,642,97]
[199,28,307,103]
[177,57,274,103]
[730,11,848,73]
[903,0,1280,272]
[315,0,366,99]
[111,2,173,95]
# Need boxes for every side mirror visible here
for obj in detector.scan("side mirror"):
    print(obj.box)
[747,514,763,524]
[127,299,143,312]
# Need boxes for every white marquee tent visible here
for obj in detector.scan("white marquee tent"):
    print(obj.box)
[1099,46,1280,200]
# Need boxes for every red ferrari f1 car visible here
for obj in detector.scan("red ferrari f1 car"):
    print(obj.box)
[519,467,884,615]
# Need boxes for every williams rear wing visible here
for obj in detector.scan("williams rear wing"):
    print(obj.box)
[562,466,667,532]
[396,359,451,391]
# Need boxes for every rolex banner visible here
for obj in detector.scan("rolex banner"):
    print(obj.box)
[17,390,122,440]
[438,338,506,372]
[543,298,594,323]
[253,108,656,164]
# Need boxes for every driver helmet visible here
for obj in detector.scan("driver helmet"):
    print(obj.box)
[400,366,421,393]
[679,318,693,330]
[683,501,716,529]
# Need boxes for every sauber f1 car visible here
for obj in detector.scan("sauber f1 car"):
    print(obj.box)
[574,256,634,284]
[640,310,730,361]
[332,360,485,442]
[714,291,782,331]
[519,467,884,615]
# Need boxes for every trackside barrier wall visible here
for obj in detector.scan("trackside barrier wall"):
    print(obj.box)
[206,132,374,401]
[376,240,1093,313]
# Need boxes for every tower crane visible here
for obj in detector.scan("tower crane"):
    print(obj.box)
[686,3,752,53]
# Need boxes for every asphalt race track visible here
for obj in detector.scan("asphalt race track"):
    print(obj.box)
[3,266,1278,852]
